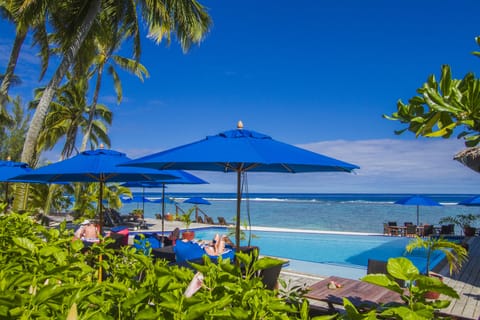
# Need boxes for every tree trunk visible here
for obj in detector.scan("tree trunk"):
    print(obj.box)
[0,29,26,96]
[13,0,102,211]
[80,64,104,151]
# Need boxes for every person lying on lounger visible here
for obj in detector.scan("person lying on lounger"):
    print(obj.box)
[174,234,236,263]
[200,234,231,256]
[74,219,100,242]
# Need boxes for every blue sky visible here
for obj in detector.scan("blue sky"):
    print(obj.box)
[1,0,480,193]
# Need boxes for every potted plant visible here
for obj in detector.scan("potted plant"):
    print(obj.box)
[405,236,468,299]
[181,207,196,240]
[439,213,479,236]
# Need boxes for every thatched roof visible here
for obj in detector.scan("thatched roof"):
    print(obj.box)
[454,147,480,173]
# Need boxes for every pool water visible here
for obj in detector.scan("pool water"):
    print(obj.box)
[192,227,445,279]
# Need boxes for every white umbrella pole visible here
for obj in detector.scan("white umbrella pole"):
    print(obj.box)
[235,170,242,250]
[416,205,420,226]
[161,184,165,245]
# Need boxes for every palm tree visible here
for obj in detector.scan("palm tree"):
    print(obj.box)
[32,74,112,159]
[0,0,49,108]
[80,21,149,151]
[20,0,211,167]
[406,236,468,276]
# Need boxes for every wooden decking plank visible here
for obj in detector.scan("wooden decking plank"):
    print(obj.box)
[440,236,480,320]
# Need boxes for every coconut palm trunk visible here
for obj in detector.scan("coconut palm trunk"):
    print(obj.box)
[0,30,26,96]
[13,0,102,211]
[80,65,104,152]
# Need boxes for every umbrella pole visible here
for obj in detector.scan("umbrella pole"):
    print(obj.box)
[235,170,242,250]
[416,205,419,226]
[142,187,145,219]
[98,181,104,283]
[161,184,165,246]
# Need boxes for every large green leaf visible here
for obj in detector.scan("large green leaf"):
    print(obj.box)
[387,257,419,281]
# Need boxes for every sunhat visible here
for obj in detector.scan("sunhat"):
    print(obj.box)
[81,219,91,225]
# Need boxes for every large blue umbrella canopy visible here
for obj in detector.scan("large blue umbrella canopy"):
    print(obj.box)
[0,159,32,202]
[394,195,442,225]
[123,122,359,248]
[10,148,178,232]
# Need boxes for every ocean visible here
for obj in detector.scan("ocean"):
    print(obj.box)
[121,193,479,234]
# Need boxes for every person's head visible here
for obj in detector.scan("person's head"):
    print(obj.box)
[171,227,180,238]
[81,219,91,226]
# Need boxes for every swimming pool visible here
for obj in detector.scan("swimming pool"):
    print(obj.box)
[190,227,445,279]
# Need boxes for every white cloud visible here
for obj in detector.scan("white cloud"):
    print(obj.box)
[121,138,479,193]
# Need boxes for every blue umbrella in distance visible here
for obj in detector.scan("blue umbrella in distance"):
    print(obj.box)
[123,121,359,248]
[121,171,207,237]
[184,197,211,205]
[458,195,480,206]
[10,148,178,233]
[395,195,442,226]
[184,197,211,221]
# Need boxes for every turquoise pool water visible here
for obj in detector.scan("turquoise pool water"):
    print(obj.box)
[190,227,445,279]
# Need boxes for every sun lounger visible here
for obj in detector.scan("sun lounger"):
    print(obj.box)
[205,216,215,224]
[104,208,146,229]
[217,217,228,225]
[196,216,204,223]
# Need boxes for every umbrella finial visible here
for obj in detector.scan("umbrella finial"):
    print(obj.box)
[6,156,11,161]
[99,143,104,149]
[237,120,244,129]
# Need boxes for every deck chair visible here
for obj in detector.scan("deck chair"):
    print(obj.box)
[217,217,227,225]
[367,259,404,287]
[405,224,417,237]
[205,216,215,224]
[423,224,434,236]
[196,216,204,223]
[387,221,398,236]
[440,224,455,235]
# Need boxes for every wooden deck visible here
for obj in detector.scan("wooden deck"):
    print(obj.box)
[438,236,480,319]
[279,236,480,319]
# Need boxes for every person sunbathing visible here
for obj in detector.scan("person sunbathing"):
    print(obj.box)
[74,220,100,242]
[200,234,232,256]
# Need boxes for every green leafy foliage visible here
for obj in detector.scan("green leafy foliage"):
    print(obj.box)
[405,236,468,276]
[0,211,308,319]
[384,38,480,147]
[357,257,459,319]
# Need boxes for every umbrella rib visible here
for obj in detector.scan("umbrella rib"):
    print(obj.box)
[280,163,294,173]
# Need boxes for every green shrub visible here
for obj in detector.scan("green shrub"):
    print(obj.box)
[0,212,309,319]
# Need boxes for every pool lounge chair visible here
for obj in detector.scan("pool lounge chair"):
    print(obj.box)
[196,216,204,223]
[205,216,215,224]
[217,216,228,225]
[405,224,417,237]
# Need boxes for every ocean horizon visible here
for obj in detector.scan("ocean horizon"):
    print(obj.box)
[121,193,479,234]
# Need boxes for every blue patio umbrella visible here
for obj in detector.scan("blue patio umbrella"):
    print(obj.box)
[123,121,359,248]
[9,148,178,233]
[0,159,32,203]
[394,195,442,226]
[184,197,211,221]
[121,171,207,238]
[184,197,211,205]
[458,195,480,206]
